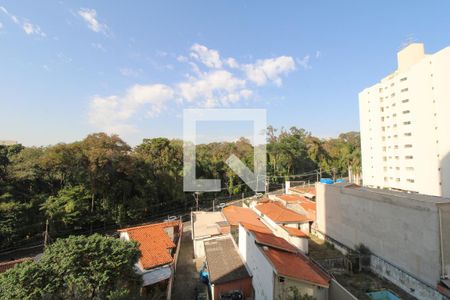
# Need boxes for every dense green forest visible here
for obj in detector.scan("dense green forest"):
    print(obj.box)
[0,127,360,250]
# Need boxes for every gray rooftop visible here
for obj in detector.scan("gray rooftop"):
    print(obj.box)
[204,237,250,284]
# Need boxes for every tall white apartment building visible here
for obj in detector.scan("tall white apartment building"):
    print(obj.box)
[359,43,450,197]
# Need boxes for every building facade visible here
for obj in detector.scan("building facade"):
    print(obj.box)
[359,43,450,197]
[315,182,450,299]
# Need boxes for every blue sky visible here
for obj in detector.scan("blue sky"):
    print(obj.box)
[0,1,449,146]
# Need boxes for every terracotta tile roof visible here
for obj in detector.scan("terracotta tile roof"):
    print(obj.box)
[252,230,297,253]
[278,194,305,203]
[290,186,316,196]
[223,206,266,228]
[0,257,32,273]
[282,226,309,238]
[240,221,272,234]
[118,221,180,270]
[263,247,330,287]
[256,202,311,223]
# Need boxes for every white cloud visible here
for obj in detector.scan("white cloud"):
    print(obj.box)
[225,57,239,68]
[78,8,109,35]
[91,42,106,51]
[119,67,142,77]
[89,43,301,135]
[23,22,45,36]
[0,6,45,37]
[0,22,3,30]
[190,43,223,68]
[315,51,321,59]
[178,70,249,107]
[88,84,174,134]
[296,55,311,70]
[243,56,296,86]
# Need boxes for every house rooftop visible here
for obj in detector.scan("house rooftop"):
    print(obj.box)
[336,182,450,204]
[0,257,32,273]
[263,247,330,287]
[243,226,330,288]
[192,211,229,239]
[256,202,311,223]
[223,205,266,228]
[118,220,180,270]
[282,226,309,238]
[204,238,250,284]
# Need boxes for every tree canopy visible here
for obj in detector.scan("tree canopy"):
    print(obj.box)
[0,129,360,250]
[0,234,141,300]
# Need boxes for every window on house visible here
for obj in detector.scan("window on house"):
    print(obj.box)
[401,88,408,92]
[403,110,410,114]
[407,179,415,183]
[404,132,412,136]
[400,77,407,81]
[402,99,409,103]
[404,144,412,148]
[405,155,413,159]
[403,121,411,125]
[279,276,285,283]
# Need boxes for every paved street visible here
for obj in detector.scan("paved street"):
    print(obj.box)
[172,222,207,300]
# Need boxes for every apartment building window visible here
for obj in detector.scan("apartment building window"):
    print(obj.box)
[391,93,395,97]
[396,178,400,182]
[401,88,408,92]
[406,179,415,183]
[405,155,413,159]
[394,145,398,149]
[402,99,409,103]
[381,117,385,121]
[404,144,412,148]
[406,167,414,171]
[396,167,400,170]
[404,132,412,136]
[402,110,410,114]
[381,107,384,112]
[382,127,385,132]
[383,156,387,162]
[400,77,407,81]
[403,121,411,125]
[384,177,388,182]
[395,156,399,160]
[379,88,383,93]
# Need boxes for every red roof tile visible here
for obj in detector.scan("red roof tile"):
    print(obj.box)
[252,231,297,253]
[263,247,330,287]
[240,221,272,234]
[223,206,266,228]
[118,221,180,270]
[282,226,309,238]
[256,202,311,223]
[278,194,305,202]
[290,186,316,196]
[0,258,32,273]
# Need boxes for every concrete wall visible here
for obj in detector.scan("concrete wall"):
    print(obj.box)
[329,279,358,300]
[239,224,275,300]
[274,275,328,300]
[316,182,446,287]
[371,255,446,300]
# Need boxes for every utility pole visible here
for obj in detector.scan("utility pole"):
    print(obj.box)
[193,192,200,211]
[44,219,49,247]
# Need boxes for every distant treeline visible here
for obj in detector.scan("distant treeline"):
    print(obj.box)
[0,127,360,249]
